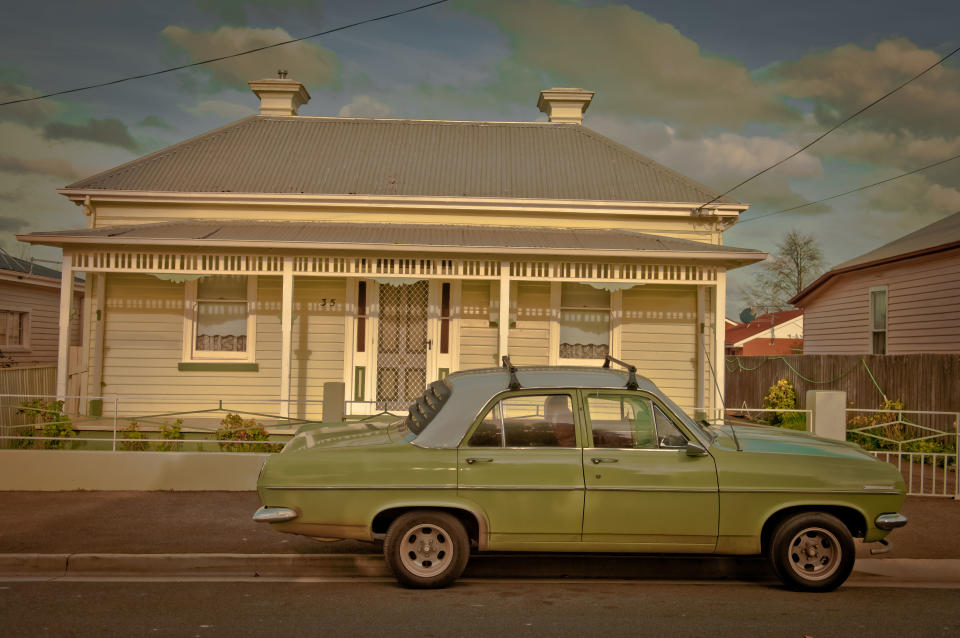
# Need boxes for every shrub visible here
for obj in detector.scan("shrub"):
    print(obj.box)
[763,378,797,426]
[156,418,184,452]
[216,413,283,453]
[847,399,907,451]
[15,400,76,449]
[119,421,148,451]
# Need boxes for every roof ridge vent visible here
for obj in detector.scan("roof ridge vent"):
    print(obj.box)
[537,87,595,124]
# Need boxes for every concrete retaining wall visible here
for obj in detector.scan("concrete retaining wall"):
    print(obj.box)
[0,450,269,491]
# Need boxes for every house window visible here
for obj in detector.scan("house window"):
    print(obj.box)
[185,276,256,360]
[0,309,29,350]
[356,281,367,353]
[559,283,609,360]
[870,286,887,355]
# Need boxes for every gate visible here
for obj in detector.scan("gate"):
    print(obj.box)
[377,281,429,410]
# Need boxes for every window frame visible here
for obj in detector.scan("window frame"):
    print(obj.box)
[582,390,691,451]
[557,282,611,366]
[869,285,888,355]
[0,306,31,352]
[182,276,257,363]
[462,389,580,449]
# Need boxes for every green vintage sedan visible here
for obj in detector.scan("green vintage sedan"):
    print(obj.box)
[254,359,907,591]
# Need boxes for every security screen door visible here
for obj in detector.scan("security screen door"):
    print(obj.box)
[377,281,429,409]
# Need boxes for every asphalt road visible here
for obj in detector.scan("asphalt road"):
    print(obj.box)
[2,580,958,638]
[1,491,957,558]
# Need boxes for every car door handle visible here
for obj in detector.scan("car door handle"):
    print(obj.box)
[591,457,619,464]
[466,457,493,464]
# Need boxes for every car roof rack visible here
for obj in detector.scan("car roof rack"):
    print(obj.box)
[602,355,639,390]
[501,356,522,391]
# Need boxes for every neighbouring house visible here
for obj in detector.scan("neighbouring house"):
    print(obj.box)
[19,77,764,422]
[791,211,960,354]
[0,252,84,368]
[725,309,803,356]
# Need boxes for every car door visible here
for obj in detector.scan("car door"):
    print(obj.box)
[580,390,718,552]
[457,391,585,548]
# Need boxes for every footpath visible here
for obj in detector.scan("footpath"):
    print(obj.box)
[1,491,958,586]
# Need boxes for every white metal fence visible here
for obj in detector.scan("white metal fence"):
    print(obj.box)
[846,408,958,499]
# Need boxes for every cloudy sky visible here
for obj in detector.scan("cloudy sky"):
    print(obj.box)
[1,0,958,313]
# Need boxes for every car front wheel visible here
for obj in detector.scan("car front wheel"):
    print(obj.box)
[384,511,470,589]
[768,512,855,592]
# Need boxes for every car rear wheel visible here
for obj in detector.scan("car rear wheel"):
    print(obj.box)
[768,512,855,592]
[384,511,469,589]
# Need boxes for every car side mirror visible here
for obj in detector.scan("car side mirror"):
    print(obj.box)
[685,441,708,457]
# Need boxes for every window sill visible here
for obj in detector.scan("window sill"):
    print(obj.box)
[178,362,259,372]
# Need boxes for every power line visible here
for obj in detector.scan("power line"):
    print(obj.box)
[0,0,449,107]
[696,44,960,211]
[737,152,960,225]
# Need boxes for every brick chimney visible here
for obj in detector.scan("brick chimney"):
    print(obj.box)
[249,72,311,116]
[537,88,595,124]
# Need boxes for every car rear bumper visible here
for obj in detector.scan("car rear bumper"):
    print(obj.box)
[252,506,299,523]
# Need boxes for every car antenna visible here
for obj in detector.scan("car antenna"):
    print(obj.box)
[501,356,521,390]
[701,341,741,451]
[602,355,639,390]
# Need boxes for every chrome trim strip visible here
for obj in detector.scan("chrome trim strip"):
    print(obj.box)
[875,513,908,530]
[252,506,299,522]
[719,488,901,495]
[265,485,457,491]
[586,486,717,493]
[458,486,584,492]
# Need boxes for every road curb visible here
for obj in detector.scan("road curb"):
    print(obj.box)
[1,553,957,584]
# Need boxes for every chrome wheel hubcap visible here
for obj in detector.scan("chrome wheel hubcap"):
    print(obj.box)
[399,523,454,578]
[788,527,841,581]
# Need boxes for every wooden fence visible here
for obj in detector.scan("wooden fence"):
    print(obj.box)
[0,366,57,447]
[725,354,960,413]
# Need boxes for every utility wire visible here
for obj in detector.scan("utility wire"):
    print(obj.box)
[696,44,960,211]
[738,152,960,225]
[0,0,449,107]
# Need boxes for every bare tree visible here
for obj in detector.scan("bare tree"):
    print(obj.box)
[742,230,826,307]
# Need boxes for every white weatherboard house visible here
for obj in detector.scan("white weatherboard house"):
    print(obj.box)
[20,78,764,423]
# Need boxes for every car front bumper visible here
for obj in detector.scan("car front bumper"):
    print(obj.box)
[875,513,908,530]
[252,506,299,523]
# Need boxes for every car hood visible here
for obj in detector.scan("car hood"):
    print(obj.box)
[709,423,874,460]
[282,419,409,453]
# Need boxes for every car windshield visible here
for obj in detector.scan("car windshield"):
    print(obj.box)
[403,379,453,436]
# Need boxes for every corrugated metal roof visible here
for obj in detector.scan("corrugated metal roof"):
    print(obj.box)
[791,211,960,304]
[65,116,738,205]
[0,252,66,280]
[725,309,803,345]
[24,220,761,256]
[834,211,960,270]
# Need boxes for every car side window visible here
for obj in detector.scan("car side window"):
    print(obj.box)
[654,405,688,448]
[467,394,576,448]
[586,394,656,449]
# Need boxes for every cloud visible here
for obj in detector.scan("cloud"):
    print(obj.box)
[461,0,794,131]
[0,216,29,232]
[43,118,139,152]
[161,25,340,92]
[588,116,823,210]
[195,0,320,26]
[863,173,960,220]
[0,155,83,181]
[0,82,61,126]
[338,95,393,118]
[139,115,170,129]
[772,38,960,137]
[184,99,255,120]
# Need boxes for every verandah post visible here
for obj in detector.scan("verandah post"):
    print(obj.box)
[279,257,293,418]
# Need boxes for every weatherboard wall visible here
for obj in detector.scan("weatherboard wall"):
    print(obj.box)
[801,248,960,355]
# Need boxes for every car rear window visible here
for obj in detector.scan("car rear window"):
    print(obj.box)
[404,380,453,435]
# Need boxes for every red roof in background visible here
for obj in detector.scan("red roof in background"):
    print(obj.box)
[725,309,803,345]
